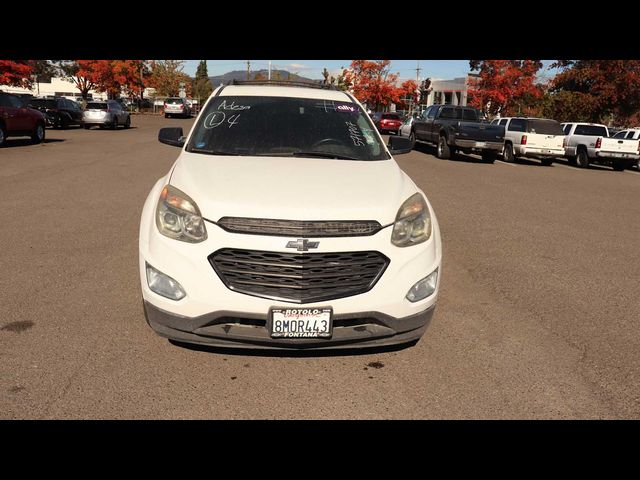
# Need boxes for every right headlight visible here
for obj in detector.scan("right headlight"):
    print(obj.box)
[156,185,207,243]
[391,193,432,247]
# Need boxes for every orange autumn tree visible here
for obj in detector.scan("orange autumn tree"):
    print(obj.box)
[467,60,543,117]
[94,60,146,98]
[344,60,402,111]
[395,79,419,111]
[549,60,640,125]
[0,60,35,87]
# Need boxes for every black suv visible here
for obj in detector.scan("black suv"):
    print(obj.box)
[27,97,84,129]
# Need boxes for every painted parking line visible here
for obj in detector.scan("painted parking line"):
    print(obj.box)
[495,159,518,167]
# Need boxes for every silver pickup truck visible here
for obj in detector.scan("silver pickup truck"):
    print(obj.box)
[410,105,505,163]
[561,122,640,171]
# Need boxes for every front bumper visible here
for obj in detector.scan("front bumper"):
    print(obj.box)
[144,300,435,349]
[139,178,442,349]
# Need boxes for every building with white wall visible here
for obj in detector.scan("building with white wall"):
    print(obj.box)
[0,77,108,101]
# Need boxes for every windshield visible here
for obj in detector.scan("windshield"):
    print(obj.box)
[186,95,390,161]
[166,98,183,104]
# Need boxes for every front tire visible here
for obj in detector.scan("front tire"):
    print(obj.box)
[111,117,118,130]
[576,149,589,168]
[541,158,553,166]
[503,143,516,163]
[409,131,416,149]
[124,116,131,129]
[0,124,6,147]
[436,135,451,159]
[31,122,45,144]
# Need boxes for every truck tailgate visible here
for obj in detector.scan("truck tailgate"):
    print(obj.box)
[600,137,639,155]
[457,122,504,142]
[527,134,564,150]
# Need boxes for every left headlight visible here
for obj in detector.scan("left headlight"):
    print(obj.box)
[391,193,432,247]
[156,184,207,243]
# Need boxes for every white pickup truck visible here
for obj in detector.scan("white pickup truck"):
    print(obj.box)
[561,122,640,171]
[491,117,565,166]
[611,128,640,170]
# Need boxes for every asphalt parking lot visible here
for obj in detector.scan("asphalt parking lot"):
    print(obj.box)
[1,115,640,419]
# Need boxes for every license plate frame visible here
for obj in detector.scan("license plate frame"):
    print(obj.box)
[268,307,333,339]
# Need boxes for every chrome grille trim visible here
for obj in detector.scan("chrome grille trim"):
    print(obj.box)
[209,249,389,303]
[215,217,382,237]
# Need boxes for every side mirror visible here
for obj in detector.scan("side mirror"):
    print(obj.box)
[388,135,413,155]
[158,127,185,147]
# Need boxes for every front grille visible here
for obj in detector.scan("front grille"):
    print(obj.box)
[209,248,389,303]
[216,217,382,237]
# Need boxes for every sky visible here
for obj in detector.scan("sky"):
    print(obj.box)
[183,60,558,83]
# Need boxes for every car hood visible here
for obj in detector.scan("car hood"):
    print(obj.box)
[169,151,417,224]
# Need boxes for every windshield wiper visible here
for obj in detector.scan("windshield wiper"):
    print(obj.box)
[187,147,241,156]
[290,151,359,160]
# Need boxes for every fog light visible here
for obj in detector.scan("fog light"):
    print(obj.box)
[146,263,186,300]
[406,268,438,302]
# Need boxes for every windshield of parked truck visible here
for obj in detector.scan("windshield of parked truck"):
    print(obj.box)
[527,119,564,135]
[186,96,390,160]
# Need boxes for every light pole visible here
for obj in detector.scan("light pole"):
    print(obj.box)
[31,74,39,96]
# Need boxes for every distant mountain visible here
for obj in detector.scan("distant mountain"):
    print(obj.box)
[209,69,319,85]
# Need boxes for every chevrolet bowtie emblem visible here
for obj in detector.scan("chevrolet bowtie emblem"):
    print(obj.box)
[286,239,319,252]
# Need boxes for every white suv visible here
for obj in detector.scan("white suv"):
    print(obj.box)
[139,81,442,350]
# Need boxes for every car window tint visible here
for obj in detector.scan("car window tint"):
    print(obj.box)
[527,119,564,135]
[462,109,477,121]
[508,119,526,132]
[574,125,607,136]
[439,107,461,119]
[499,119,508,126]
[625,131,636,139]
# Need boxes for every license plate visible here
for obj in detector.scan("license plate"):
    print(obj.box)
[269,307,332,338]
[476,142,487,148]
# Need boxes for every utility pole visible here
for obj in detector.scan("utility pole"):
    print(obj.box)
[268,61,272,81]
[246,60,251,80]
[414,60,422,85]
[412,61,422,116]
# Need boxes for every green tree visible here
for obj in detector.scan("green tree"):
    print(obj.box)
[148,60,191,97]
[192,60,213,102]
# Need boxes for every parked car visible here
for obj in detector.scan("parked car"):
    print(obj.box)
[0,91,46,147]
[410,104,505,163]
[164,97,191,118]
[140,81,441,349]
[82,100,131,130]
[490,117,565,166]
[398,115,420,139]
[561,122,640,171]
[611,128,640,169]
[28,97,84,129]
[371,112,403,134]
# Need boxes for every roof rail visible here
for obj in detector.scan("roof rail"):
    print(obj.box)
[229,79,339,90]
